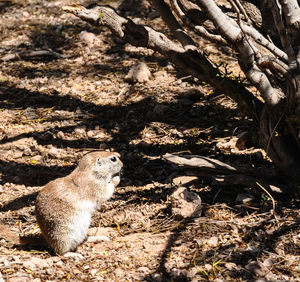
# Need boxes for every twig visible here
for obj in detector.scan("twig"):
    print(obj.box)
[233,0,251,23]
[0,49,65,62]
[256,182,279,224]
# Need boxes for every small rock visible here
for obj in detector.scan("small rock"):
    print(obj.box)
[137,266,150,273]
[63,252,84,260]
[74,126,86,135]
[7,277,31,282]
[48,147,60,158]
[170,187,202,218]
[46,268,54,275]
[263,257,275,267]
[235,193,254,204]
[204,263,212,272]
[87,130,95,138]
[125,62,151,83]
[86,235,110,243]
[246,243,260,254]
[56,131,65,139]
[225,262,237,271]
[23,257,53,270]
[172,176,198,186]
[79,31,96,45]
[206,236,218,247]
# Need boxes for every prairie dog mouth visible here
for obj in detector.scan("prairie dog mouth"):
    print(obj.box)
[111,172,121,185]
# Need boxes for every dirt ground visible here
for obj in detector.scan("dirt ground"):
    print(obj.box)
[1,0,300,281]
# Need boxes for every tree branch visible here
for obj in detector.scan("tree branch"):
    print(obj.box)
[63,4,263,122]
[194,26,228,45]
[169,0,227,45]
[149,0,196,51]
[197,0,283,107]
[268,0,297,69]
[279,0,300,27]
[241,24,288,63]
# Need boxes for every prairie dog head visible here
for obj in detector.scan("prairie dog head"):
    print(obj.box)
[76,151,123,185]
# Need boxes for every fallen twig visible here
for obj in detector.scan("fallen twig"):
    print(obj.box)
[163,153,285,193]
[1,49,65,61]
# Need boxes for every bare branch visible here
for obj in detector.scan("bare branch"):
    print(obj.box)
[197,0,283,107]
[169,0,185,18]
[169,0,227,45]
[63,4,264,122]
[258,56,288,76]
[163,153,238,172]
[194,26,228,45]
[163,153,285,192]
[196,0,241,43]
[241,24,288,63]
[149,0,196,50]
[268,0,297,68]
[0,49,64,61]
[279,0,300,26]
[232,0,251,24]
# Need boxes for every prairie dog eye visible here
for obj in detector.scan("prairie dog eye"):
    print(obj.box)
[110,156,117,162]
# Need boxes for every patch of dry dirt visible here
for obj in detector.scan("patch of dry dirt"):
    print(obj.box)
[1,1,300,281]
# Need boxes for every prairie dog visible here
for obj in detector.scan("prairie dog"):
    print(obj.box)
[35,151,123,255]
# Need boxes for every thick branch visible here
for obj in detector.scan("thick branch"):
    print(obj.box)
[163,153,285,192]
[241,24,288,63]
[149,0,196,50]
[194,26,228,45]
[196,0,241,43]
[63,4,263,122]
[279,0,300,27]
[269,0,297,68]
[163,153,237,173]
[197,0,283,107]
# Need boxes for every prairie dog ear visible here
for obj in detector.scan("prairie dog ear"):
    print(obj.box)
[112,152,121,158]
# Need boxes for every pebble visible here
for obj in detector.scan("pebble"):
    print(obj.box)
[224,262,237,270]
[206,236,219,247]
[125,62,151,83]
[56,131,65,139]
[74,126,86,135]
[79,31,96,45]
[23,257,53,270]
[235,193,254,204]
[48,147,60,158]
[7,277,31,282]
[137,266,150,273]
[172,176,198,186]
[170,187,202,218]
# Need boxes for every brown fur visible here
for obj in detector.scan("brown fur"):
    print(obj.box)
[35,151,123,255]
